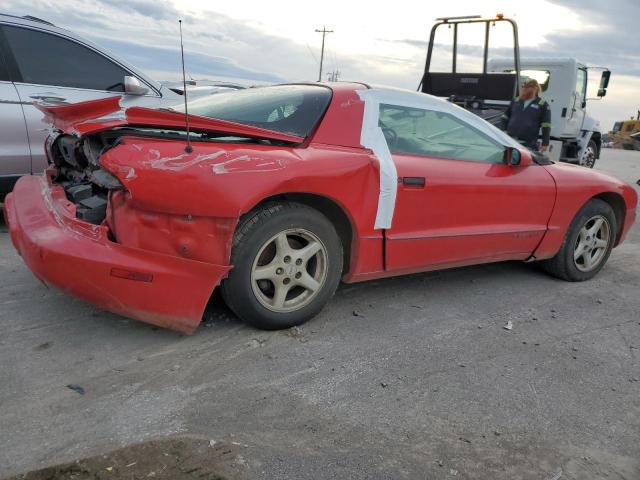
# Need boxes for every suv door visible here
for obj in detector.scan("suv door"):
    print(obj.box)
[378,104,557,271]
[0,33,30,183]
[0,24,161,174]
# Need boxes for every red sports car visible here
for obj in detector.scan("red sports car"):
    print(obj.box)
[3,83,637,333]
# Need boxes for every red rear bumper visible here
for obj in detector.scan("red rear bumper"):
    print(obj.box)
[3,175,230,334]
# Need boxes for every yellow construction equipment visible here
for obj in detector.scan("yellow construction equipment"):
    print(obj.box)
[608,111,640,150]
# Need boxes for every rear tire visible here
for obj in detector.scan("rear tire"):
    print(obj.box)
[221,202,343,330]
[540,198,616,281]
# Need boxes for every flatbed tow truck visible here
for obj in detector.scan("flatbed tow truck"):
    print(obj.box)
[418,14,611,168]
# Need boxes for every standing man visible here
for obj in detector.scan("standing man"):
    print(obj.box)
[500,79,551,153]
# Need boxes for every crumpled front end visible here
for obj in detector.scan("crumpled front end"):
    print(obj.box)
[4,96,310,333]
[3,169,230,335]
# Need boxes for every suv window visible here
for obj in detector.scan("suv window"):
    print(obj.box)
[3,25,129,91]
[175,85,332,137]
[379,104,505,163]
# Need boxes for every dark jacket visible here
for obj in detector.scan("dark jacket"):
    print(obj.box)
[500,96,551,150]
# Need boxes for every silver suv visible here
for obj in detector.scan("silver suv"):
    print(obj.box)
[0,14,183,196]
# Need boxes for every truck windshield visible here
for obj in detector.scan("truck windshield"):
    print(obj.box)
[505,69,551,92]
[171,85,332,138]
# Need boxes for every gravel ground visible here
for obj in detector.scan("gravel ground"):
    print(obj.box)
[1,149,639,480]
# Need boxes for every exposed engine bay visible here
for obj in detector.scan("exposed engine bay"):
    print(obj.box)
[49,127,291,225]
[49,132,124,225]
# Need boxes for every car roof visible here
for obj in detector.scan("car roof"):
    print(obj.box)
[0,13,162,93]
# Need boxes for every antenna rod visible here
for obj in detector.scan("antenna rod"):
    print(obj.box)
[179,19,193,153]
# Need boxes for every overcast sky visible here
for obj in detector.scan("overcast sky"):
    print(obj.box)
[5,0,639,129]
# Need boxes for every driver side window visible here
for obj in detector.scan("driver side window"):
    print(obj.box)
[379,104,504,163]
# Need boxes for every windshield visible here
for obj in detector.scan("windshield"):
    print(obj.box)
[505,69,551,92]
[172,85,332,138]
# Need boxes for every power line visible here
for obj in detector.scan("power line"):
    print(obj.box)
[315,26,333,82]
[305,43,318,65]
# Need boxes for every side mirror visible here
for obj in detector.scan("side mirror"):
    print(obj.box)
[598,70,610,97]
[124,76,149,96]
[503,147,521,166]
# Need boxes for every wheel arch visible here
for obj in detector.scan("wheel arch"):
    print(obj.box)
[591,192,626,245]
[240,192,356,275]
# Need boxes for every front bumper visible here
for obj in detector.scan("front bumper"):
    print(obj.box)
[3,175,230,334]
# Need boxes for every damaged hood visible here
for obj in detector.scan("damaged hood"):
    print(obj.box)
[39,97,315,218]
[35,96,305,143]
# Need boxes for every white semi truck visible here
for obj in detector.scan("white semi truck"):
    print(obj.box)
[418,15,611,168]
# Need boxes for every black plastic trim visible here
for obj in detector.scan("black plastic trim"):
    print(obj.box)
[0,26,23,82]
[0,174,21,196]
[402,177,426,187]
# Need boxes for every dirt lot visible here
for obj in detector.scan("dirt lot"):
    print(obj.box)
[5,437,246,480]
[1,149,639,480]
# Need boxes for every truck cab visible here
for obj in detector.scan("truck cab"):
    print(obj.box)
[487,57,610,167]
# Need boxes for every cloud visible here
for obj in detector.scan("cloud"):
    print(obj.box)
[2,0,426,87]
[3,0,294,82]
[95,0,180,21]
[96,38,283,83]
[3,0,638,129]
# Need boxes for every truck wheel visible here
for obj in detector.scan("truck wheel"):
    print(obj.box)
[540,198,616,281]
[221,202,343,330]
[582,140,598,168]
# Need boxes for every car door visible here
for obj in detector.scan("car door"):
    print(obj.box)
[564,67,587,138]
[0,43,30,180]
[379,104,556,272]
[0,24,161,174]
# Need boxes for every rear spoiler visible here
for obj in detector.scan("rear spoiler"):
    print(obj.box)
[35,96,305,144]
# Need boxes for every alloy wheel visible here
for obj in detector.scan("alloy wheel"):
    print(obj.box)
[251,228,329,312]
[573,215,611,272]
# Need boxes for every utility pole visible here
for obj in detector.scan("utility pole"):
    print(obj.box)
[315,26,333,82]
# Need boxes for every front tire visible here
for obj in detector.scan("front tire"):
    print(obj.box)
[221,203,343,330]
[540,199,616,281]
[582,139,598,168]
